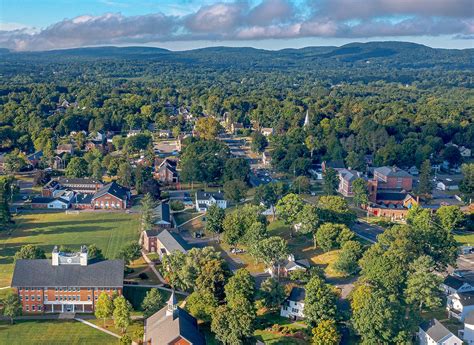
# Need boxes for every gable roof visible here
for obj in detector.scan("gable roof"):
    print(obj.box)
[92,182,129,201]
[420,319,456,343]
[11,259,124,287]
[456,291,474,306]
[374,166,412,178]
[145,306,205,345]
[154,202,171,224]
[156,229,187,254]
[376,192,408,201]
[443,275,469,290]
[196,191,225,201]
[288,287,306,303]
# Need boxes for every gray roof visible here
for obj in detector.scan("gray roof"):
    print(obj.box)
[374,166,412,178]
[195,191,225,201]
[154,202,171,224]
[466,311,474,325]
[58,177,102,186]
[156,229,187,254]
[288,287,306,302]
[11,259,124,287]
[93,182,129,201]
[420,319,454,342]
[145,306,205,345]
[457,291,474,306]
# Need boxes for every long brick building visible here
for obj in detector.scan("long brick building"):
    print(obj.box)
[11,246,124,313]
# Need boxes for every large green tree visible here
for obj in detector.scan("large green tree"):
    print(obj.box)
[304,276,338,326]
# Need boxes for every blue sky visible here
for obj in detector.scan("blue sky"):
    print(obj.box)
[0,0,472,51]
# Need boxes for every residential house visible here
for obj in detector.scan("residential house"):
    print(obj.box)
[55,144,74,155]
[57,177,103,194]
[27,151,43,168]
[144,292,205,345]
[280,287,305,320]
[262,150,272,166]
[155,158,179,184]
[269,254,310,278]
[31,196,71,210]
[52,155,66,170]
[142,229,187,259]
[195,191,227,212]
[321,160,345,172]
[91,182,130,209]
[418,318,462,345]
[337,169,363,197]
[85,141,105,153]
[443,271,474,295]
[447,291,474,321]
[459,311,474,344]
[437,179,460,191]
[153,202,173,228]
[11,246,124,313]
[260,128,274,137]
[460,146,472,158]
[158,130,172,138]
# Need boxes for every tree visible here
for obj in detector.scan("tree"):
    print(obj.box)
[276,193,304,225]
[417,159,432,196]
[2,293,21,324]
[206,204,226,241]
[334,240,364,276]
[142,178,161,200]
[141,193,156,231]
[3,151,27,173]
[87,244,105,262]
[436,205,465,232]
[460,163,474,197]
[117,242,142,265]
[404,255,442,312]
[292,176,311,194]
[322,168,339,195]
[117,162,133,188]
[442,145,462,168]
[14,245,46,261]
[317,196,355,225]
[211,298,255,344]
[124,133,152,154]
[195,117,221,140]
[120,335,132,345]
[251,131,268,153]
[259,278,285,308]
[304,276,338,326]
[186,290,218,322]
[315,223,353,252]
[223,179,248,203]
[225,269,255,307]
[253,237,288,277]
[254,182,288,220]
[113,295,132,333]
[352,178,369,207]
[295,204,319,246]
[65,157,88,178]
[141,288,164,318]
[0,176,12,228]
[312,319,340,345]
[223,158,250,182]
[95,292,114,326]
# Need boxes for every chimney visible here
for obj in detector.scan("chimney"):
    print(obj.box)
[79,245,88,266]
[52,246,59,266]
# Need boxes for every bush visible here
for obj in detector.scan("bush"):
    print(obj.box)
[170,200,185,211]
[138,272,149,280]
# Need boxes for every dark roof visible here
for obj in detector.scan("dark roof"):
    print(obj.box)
[31,197,55,204]
[443,275,467,290]
[456,291,474,306]
[195,191,225,201]
[154,202,171,223]
[11,259,124,287]
[73,193,93,205]
[28,151,43,161]
[376,192,407,201]
[145,306,205,345]
[93,182,129,201]
[419,319,454,342]
[324,160,345,169]
[374,166,412,178]
[288,287,306,302]
[58,177,102,186]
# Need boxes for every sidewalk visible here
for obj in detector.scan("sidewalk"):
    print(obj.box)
[75,318,120,339]
[141,251,166,284]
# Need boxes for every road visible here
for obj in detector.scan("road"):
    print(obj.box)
[350,221,384,243]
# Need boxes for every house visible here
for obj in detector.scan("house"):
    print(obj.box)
[262,150,272,166]
[85,141,105,153]
[71,193,94,210]
[30,196,71,210]
[269,254,310,278]
[460,146,472,158]
[337,169,363,197]
[11,246,124,313]
[459,311,474,344]
[437,179,460,191]
[195,191,227,212]
[57,177,103,194]
[280,287,305,320]
[260,128,274,137]
[55,144,74,155]
[155,158,179,184]
[322,160,345,172]
[419,318,462,345]
[443,271,474,295]
[144,292,205,345]
[373,166,413,191]
[158,130,172,138]
[92,182,130,209]
[27,151,43,168]
[52,155,66,170]
[447,291,474,321]
[42,180,61,197]
[153,202,173,228]
[142,229,187,259]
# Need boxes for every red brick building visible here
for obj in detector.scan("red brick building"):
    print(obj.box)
[11,246,124,313]
[91,182,130,209]
[373,166,413,191]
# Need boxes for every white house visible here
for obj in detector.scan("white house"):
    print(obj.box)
[447,291,474,321]
[437,179,460,191]
[442,271,474,295]
[260,128,274,137]
[281,287,305,320]
[459,311,474,344]
[419,318,462,345]
[195,191,227,212]
[460,146,471,158]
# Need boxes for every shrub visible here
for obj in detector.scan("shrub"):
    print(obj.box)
[170,200,185,211]
[138,272,149,280]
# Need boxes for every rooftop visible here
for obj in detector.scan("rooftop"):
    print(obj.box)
[419,319,455,342]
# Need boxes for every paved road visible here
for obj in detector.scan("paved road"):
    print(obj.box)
[350,221,385,243]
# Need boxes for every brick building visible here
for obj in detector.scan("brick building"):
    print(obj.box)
[155,158,179,184]
[11,246,124,313]
[91,182,130,209]
[373,166,413,191]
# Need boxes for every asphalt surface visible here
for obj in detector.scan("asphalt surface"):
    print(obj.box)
[350,221,384,243]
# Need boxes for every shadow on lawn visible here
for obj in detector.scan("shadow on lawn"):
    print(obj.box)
[14,226,110,237]
[18,218,130,230]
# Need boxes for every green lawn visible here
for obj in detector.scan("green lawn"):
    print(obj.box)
[0,320,117,345]
[0,212,140,286]
[454,232,474,246]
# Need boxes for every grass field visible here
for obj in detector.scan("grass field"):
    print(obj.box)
[454,232,474,246]
[0,320,116,345]
[0,212,140,286]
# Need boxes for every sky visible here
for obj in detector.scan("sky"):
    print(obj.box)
[0,0,473,51]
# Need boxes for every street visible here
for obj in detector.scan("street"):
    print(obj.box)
[350,220,384,243]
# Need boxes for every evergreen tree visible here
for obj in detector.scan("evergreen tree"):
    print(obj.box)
[322,168,339,195]
[417,159,432,196]
[140,193,155,231]
[141,288,164,318]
